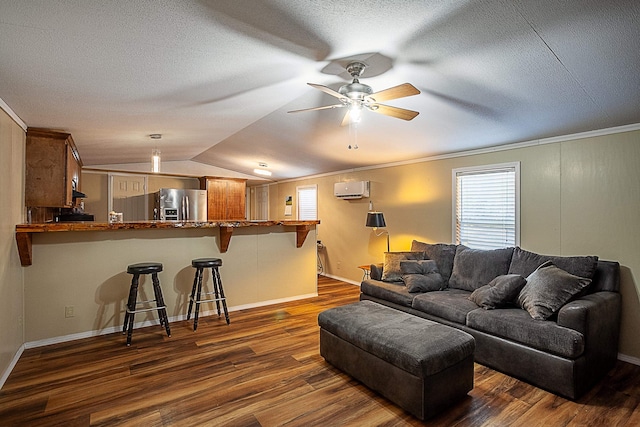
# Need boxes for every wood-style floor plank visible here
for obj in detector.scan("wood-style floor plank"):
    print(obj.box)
[1,276,639,426]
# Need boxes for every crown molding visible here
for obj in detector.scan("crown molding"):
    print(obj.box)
[0,97,27,131]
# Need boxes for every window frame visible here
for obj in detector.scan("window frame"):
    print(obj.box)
[451,162,520,249]
[296,184,318,220]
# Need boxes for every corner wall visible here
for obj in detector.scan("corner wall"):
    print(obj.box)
[273,128,640,361]
[0,107,26,384]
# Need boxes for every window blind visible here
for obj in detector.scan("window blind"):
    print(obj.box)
[297,186,317,220]
[455,166,517,250]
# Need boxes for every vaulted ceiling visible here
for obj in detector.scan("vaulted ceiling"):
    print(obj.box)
[1,1,639,181]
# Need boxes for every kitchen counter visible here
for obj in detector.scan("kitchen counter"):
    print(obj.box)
[15,220,319,266]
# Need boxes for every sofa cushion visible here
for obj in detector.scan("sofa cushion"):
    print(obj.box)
[381,251,425,282]
[360,279,414,307]
[508,247,598,279]
[410,241,457,285]
[466,307,585,359]
[468,274,527,310]
[411,289,480,324]
[517,261,592,320]
[401,260,445,293]
[448,246,515,291]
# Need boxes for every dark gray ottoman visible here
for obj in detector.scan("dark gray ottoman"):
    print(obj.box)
[318,300,475,420]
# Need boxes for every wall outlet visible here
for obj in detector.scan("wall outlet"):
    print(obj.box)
[337,261,342,270]
[65,306,74,318]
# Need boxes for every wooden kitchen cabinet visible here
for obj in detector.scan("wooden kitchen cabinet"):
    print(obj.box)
[25,128,82,208]
[199,177,246,220]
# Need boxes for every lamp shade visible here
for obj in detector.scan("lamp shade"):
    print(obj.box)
[366,212,386,228]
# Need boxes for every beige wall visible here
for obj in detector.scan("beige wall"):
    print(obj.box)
[0,108,25,381]
[271,129,640,360]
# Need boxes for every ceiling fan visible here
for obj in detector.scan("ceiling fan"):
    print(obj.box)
[288,61,420,126]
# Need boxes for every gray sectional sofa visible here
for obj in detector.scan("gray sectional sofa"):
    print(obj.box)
[360,241,621,400]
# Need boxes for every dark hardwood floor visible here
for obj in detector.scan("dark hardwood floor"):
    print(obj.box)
[1,276,639,426]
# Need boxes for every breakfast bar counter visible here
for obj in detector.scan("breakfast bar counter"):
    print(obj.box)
[16,220,319,266]
[18,219,320,344]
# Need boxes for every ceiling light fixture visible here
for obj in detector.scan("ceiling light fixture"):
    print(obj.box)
[254,162,272,176]
[152,149,161,173]
[150,134,162,173]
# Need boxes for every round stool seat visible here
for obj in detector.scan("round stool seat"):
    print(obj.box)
[191,258,222,268]
[127,262,163,275]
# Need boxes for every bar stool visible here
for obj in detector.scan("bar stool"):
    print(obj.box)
[187,258,230,331]
[123,262,171,346]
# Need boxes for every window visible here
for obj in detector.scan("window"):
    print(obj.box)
[453,162,519,250]
[297,185,317,220]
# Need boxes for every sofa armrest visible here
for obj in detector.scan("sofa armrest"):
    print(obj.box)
[370,263,384,281]
[557,291,621,355]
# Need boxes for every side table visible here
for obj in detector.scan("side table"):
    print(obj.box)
[357,264,371,281]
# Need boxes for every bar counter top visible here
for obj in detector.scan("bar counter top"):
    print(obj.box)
[16,220,320,266]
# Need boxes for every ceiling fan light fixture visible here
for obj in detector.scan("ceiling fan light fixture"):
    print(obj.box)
[349,102,363,123]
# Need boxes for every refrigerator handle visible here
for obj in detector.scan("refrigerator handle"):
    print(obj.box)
[184,195,190,221]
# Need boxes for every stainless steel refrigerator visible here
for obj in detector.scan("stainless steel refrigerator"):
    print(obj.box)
[154,188,207,221]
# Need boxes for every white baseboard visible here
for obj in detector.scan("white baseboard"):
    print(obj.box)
[0,344,25,390]
[618,353,640,366]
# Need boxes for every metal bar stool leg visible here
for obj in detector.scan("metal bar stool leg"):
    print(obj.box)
[211,267,222,316]
[125,274,140,346]
[193,267,205,331]
[123,273,138,335]
[187,266,199,321]
[152,272,171,338]
[214,267,230,325]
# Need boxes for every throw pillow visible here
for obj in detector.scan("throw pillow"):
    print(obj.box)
[468,274,527,309]
[403,273,445,293]
[399,259,439,275]
[517,261,592,320]
[381,251,425,282]
[410,240,457,285]
[448,246,515,291]
[400,260,445,293]
[508,247,598,279]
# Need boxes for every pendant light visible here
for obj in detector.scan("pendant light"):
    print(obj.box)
[150,134,162,173]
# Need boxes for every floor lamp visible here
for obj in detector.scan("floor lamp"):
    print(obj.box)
[366,211,390,252]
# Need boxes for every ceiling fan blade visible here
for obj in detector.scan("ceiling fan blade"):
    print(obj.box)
[288,104,344,114]
[369,104,420,121]
[308,83,345,99]
[366,83,420,103]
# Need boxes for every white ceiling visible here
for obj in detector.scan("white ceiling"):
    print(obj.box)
[1,0,639,181]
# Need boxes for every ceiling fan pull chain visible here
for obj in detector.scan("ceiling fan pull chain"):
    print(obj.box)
[348,122,359,150]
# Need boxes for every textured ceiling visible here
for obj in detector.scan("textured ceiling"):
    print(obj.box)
[1,0,639,181]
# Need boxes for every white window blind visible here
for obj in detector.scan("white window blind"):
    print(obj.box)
[454,163,519,250]
[297,185,317,220]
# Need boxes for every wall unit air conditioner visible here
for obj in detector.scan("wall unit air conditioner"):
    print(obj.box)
[334,181,370,199]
